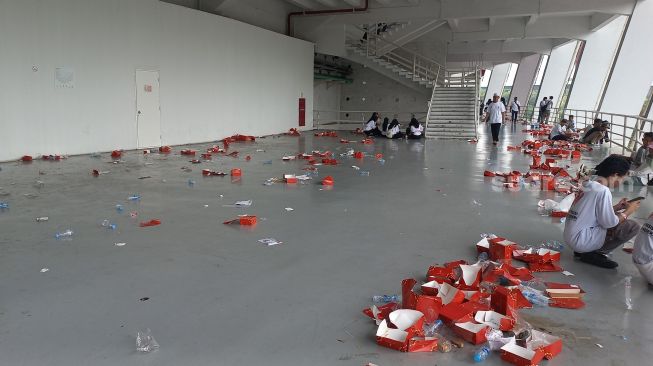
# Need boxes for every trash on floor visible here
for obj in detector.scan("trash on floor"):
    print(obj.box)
[223,215,257,226]
[136,328,159,353]
[258,238,282,246]
[139,219,161,228]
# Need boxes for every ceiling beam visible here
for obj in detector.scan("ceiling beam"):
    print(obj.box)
[440,0,635,20]
[448,38,555,54]
[590,13,620,31]
[450,15,592,42]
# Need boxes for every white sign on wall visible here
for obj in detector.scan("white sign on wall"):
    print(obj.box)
[55,67,75,88]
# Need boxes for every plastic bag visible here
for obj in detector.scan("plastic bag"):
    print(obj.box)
[136,328,159,353]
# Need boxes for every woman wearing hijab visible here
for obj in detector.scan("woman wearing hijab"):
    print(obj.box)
[363,112,382,136]
[385,118,404,139]
[406,117,424,139]
[381,117,390,134]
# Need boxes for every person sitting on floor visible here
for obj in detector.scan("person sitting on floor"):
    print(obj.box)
[406,118,424,139]
[628,133,653,185]
[386,118,404,139]
[550,119,573,141]
[563,155,641,269]
[567,115,577,132]
[363,113,383,137]
[632,213,653,289]
[381,117,390,134]
[580,118,606,144]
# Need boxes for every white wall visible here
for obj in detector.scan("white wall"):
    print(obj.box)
[0,0,313,161]
[567,16,627,111]
[509,54,540,105]
[313,81,342,128]
[339,63,429,126]
[485,63,511,99]
[537,41,578,107]
[602,1,653,115]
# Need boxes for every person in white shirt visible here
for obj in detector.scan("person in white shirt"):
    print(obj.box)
[563,155,641,268]
[485,93,506,145]
[632,214,653,287]
[628,133,653,185]
[385,118,404,139]
[363,112,382,137]
[509,97,521,123]
[550,119,573,141]
[406,117,424,139]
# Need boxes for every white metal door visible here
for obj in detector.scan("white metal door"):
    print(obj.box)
[135,70,161,148]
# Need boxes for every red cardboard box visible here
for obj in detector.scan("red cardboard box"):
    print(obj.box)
[415,295,442,323]
[363,302,398,324]
[322,176,334,186]
[230,168,242,176]
[284,174,297,184]
[491,286,533,315]
[452,321,489,345]
[541,174,555,190]
[500,342,545,366]
[436,283,466,305]
[354,151,364,159]
[473,310,515,331]
[421,281,441,296]
[476,237,490,254]
[513,248,561,264]
[180,149,196,156]
[376,309,429,352]
[528,262,563,272]
[439,301,490,325]
[529,330,563,360]
[457,264,482,290]
[489,238,517,262]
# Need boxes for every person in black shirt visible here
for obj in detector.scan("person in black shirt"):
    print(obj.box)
[581,118,607,144]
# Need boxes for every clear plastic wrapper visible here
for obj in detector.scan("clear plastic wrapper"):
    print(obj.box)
[136,328,159,353]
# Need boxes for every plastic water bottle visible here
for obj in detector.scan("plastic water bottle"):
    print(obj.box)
[0,202,9,209]
[36,216,49,222]
[423,319,443,337]
[116,204,124,213]
[477,252,489,262]
[360,171,370,176]
[372,294,400,303]
[378,159,385,165]
[473,345,490,362]
[625,276,633,310]
[521,288,549,307]
[55,229,74,239]
[128,195,141,201]
[188,179,196,186]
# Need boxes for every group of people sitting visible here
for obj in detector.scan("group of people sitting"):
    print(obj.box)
[363,112,425,139]
[564,154,653,288]
[549,116,611,145]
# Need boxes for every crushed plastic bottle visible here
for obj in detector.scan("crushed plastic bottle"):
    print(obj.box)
[128,195,141,201]
[477,252,489,262]
[36,216,49,222]
[136,328,159,353]
[101,220,117,230]
[473,344,490,362]
[372,294,400,303]
[378,159,385,165]
[188,179,196,186]
[472,200,483,206]
[0,202,9,209]
[55,229,74,240]
[360,171,370,176]
[423,319,443,337]
[625,276,633,310]
[520,286,549,307]
[116,204,124,213]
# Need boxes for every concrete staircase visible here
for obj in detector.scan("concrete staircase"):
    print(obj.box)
[425,87,478,139]
[345,43,435,91]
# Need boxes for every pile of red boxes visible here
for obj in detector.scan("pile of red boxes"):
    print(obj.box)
[363,234,582,364]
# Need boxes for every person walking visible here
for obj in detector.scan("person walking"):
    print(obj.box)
[510,97,521,123]
[485,93,506,145]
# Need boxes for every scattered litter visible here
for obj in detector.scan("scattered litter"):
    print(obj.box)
[204,205,209,208]
[360,171,370,176]
[101,220,117,230]
[0,202,9,209]
[128,195,141,201]
[256,149,265,152]
[139,297,150,302]
[138,176,151,180]
[284,207,294,211]
[472,200,482,206]
[116,204,124,213]
[223,215,257,226]
[258,238,282,246]
[352,165,360,170]
[263,160,272,164]
[136,328,159,353]
[40,268,49,273]
[625,276,633,310]
[202,169,227,176]
[562,271,575,276]
[129,212,138,218]
[36,216,49,222]
[188,179,196,186]
[114,242,126,247]
[139,219,161,228]
[54,229,74,240]
[596,343,604,349]
[223,200,252,207]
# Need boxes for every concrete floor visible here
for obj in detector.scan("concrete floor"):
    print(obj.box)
[0,124,652,366]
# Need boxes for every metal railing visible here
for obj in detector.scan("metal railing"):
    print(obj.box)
[522,107,653,155]
[443,68,479,88]
[313,110,427,130]
[348,24,444,86]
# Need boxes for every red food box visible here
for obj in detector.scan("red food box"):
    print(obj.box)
[322,176,334,186]
[230,168,242,176]
[284,174,297,184]
[491,286,533,315]
[489,237,517,262]
[500,342,545,366]
[375,309,426,352]
[541,174,555,190]
[439,301,490,325]
[452,321,489,345]
[354,151,364,159]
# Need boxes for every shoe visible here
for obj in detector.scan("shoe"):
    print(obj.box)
[579,252,618,269]
[493,141,498,145]
[574,251,582,258]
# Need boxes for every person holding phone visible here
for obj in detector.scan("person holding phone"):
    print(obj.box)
[563,155,641,269]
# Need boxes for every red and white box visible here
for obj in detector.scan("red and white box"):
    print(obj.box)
[420,280,441,296]
[457,264,482,290]
[363,302,398,325]
[452,321,489,345]
[529,330,563,359]
[376,310,438,352]
[473,310,515,331]
[439,301,490,325]
[500,342,545,366]
[437,282,465,306]
[415,295,442,323]
[426,265,455,283]
[284,174,297,184]
[489,237,517,262]
[513,248,561,264]
[476,237,490,254]
[491,286,533,315]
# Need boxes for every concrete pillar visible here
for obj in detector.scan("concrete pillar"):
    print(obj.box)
[537,41,578,108]
[485,63,510,100]
[509,54,540,107]
[567,16,627,111]
[601,0,653,115]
